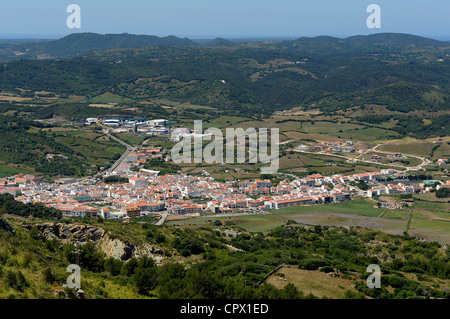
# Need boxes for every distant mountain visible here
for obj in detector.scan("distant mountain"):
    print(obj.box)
[204,37,234,46]
[1,32,450,121]
[277,33,450,54]
[343,33,448,47]
[0,33,196,60]
[294,33,448,46]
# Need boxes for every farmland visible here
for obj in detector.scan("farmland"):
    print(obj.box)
[167,198,450,245]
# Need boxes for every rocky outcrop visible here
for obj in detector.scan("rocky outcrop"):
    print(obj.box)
[0,217,16,235]
[24,222,134,261]
[99,234,134,261]
[24,223,105,244]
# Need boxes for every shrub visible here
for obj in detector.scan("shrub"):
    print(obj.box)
[302,258,330,270]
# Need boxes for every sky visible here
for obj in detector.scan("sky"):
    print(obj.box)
[0,0,449,40]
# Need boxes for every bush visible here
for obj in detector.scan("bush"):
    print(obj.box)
[4,270,29,292]
[42,267,56,284]
[302,258,330,270]
[319,266,335,273]
[104,257,123,276]
[155,234,166,244]
[436,188,449,198]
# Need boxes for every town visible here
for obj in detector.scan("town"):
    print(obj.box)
[1,142,445,222]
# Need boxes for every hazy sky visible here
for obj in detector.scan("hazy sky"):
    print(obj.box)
[0,0,449,39]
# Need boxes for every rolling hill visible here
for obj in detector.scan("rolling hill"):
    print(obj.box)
[0,33,449,122]
[0,33,196,60]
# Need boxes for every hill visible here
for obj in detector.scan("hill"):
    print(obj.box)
[205,37,235,46]
[0,205,449,299]
[0,32,449,139]
[0,33,196,60]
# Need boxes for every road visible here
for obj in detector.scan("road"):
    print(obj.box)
[97,129,137,176]
[292,143,430,172]
[371,144,431,171]
[155,211,169,225]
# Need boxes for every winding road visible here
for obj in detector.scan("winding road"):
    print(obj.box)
[292,143,430,172]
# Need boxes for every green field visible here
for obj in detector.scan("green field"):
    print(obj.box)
[53,129,126,170]
[114,133,147,146]
[89,92,127,104]
[378,142,436,157]
[167,198,450,244]
[0,163,35,178]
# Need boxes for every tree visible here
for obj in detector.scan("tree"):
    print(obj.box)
[436,188,449,198]
[134,267,157,295]
[104,257,123,276]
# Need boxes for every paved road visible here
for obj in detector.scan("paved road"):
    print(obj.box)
[98,129,136,176]
[155,211,169,225]
[371,144,431,171]
[292,143,429,172]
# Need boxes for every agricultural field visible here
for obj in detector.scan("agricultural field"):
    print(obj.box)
[266,267,358,299]
[114,133,148,146]
[377,142,436,158]
[167,198,450,245]
[52,129,126,171]
[0,162,35,178]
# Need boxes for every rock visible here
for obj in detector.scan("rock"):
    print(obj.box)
[25,222,135,261]
[24,222,106,244]
[99,233,134,261]
[0,217,16,235]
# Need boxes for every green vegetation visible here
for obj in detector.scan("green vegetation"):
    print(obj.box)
[1,212,449,299]
[103,175,129,184]
[142,159,180,175]
[0,193,62,219]
[436,188,449,198]
[1,33,450,135]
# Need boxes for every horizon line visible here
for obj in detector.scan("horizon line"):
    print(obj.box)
[0,32,449,42]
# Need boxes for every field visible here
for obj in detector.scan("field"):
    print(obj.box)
[377,142,436,157]
[167,198,450,244]
[52,129,126,171]
[89,92,128,104]
[114,133,147,146]
[266,267,358,299]
[0,162,35,178]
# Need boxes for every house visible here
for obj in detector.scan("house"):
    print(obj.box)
[100,208,111,219]
[129,177,147,187]
[256,179,272,188]
[371,155,382,161]
[437,158,448,165]
[125,206,141,218]
[85,208,98,218]
[126,153,140,163]
[137,202,165,212]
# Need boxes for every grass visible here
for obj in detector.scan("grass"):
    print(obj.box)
[114,134,147,146]
[89,92,125,104]
[271,199,381,217]
[0,163,35,177]
[168,199,383,233]
[167,197,450,244]
[52,130,126,169]
[330,127,400,142]
[266,267,357,299]
[377,142,436,157]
